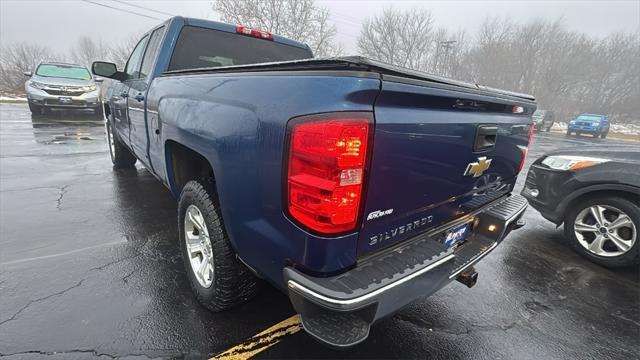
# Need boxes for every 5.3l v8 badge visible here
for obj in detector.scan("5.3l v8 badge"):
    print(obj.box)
[464,157,492,177]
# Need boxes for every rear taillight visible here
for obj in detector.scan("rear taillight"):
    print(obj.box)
[236,26,273,40]
[518,124,535,173]
[286,113,372,234]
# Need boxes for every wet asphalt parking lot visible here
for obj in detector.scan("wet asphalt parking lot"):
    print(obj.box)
[0,103,638,359]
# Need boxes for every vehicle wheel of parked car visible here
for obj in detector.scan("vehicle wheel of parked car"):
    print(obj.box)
[178,180,261,311]
[564,196,639,267]
[106,116,136,168]
[545,126,551,132]
[600,132,608,139]
[566,129,572,136]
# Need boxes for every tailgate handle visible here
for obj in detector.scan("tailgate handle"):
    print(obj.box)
[474,125,497,151]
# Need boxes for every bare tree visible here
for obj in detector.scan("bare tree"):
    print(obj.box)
[457,17,639,124]
[213,0,342,57]
[0,42,56,92]
[70,37,111,68]
[108,34,142,69]
[358,7,436,71]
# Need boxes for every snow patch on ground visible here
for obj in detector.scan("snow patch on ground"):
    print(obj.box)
[0,96,27,102]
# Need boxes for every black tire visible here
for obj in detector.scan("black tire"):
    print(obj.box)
[564,196,639,267]
[600,132,608,139]
[545,126,551,132]
[178,180,260,311]
[106,116,136,168]
[566,129,571,136]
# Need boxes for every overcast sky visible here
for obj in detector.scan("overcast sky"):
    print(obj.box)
[1,0,638,54]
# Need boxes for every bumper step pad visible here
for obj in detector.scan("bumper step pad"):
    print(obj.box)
[301,312,370,348]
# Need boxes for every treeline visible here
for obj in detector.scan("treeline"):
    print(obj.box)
[2,2,638,124]
[0,35,138,94]
[358,10,639,124]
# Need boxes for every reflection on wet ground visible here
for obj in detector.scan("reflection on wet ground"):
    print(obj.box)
[0,103,638,359]
[30,111,103,144]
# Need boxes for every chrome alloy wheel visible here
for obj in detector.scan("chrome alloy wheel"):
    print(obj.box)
[574,205,637,257]
[184,205,214,288]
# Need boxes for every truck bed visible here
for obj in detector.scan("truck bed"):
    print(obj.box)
[163,56,535,103]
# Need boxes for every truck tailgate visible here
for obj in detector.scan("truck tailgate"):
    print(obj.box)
[358,77,535,256]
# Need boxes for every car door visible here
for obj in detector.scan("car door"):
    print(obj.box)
[115,35,148,149]
[128,26,166,168]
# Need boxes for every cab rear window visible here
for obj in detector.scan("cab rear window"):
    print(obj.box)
[168,26,312,71]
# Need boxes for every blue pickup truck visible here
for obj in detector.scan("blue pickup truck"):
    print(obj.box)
[567,114,610,138]
[92,17,535,347]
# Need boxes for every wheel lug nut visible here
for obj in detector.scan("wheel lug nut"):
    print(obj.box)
[609,229,613,233]
[604,223,608,227]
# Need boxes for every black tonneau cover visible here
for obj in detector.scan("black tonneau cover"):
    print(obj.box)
[163,56,536,102]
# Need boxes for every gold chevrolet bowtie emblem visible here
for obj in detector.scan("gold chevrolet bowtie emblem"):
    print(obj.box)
[464,157,492,177]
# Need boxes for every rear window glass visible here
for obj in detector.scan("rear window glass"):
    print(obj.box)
[168,26,312,71]
[577,115,602,121]
[36,64,91,80]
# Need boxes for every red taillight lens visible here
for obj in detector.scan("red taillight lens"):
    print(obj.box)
[236,26,273,40]
[286,114,372,234]
[518,124,535,173]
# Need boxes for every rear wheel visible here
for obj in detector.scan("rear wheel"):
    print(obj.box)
[600,132,608,139]
[566,129,572,136]
[564,196,639,267]
[178,180,260,311]
[105,116,136,168]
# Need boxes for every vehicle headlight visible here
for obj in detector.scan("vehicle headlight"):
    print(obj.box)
[569,120,576,125]
[592,121,600,126]
[29,81,46,89]
[541,155,609,171]
[82,84,97,92]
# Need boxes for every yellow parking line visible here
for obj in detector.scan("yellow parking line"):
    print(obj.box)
[212,315,302,360]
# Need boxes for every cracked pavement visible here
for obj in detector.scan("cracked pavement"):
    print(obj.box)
[0,103,638,359]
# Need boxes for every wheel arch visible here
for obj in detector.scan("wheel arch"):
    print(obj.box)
[164,140,217,198]
[559,184,640,224]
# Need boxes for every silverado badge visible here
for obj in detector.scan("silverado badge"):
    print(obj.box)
[464,157,492,177]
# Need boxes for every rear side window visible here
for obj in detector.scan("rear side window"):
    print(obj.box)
[168,26,312,71]
[140,26,166,78]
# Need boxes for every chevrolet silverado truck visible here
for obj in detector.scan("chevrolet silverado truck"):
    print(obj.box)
[92,17,535,348]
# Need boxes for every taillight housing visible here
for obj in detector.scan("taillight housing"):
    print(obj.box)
[518,123,535,173]
[285,113,373,235]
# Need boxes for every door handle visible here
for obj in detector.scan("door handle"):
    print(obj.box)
[134,93,144,102]
[474,125,497,151]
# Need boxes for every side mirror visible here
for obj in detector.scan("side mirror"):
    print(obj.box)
[23,71,32,77]
[94,77,104,83]
[92,61,124,81]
